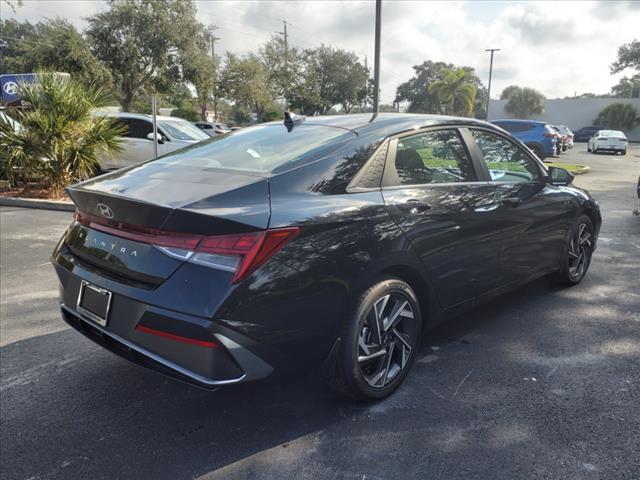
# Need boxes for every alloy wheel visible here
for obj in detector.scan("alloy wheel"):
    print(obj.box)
[568,222,593,279]
[357,292,416,389]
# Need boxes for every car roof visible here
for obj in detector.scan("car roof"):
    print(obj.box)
[262,113,495,135]
[491,119,547,126]
[105,112,187,122]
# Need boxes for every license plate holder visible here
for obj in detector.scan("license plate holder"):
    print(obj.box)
[77,281,112,327]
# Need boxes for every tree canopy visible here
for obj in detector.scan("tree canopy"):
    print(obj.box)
[428,68,477,116]
[594,103,640,133]
[85,0,200,111]
[395,61,484,117]
[502,86,545,118]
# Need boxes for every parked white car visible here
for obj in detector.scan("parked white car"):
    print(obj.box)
[98,112,210,170]
[587,129,628,155]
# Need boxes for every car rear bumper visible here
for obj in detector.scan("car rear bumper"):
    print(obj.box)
[55,259,275,388]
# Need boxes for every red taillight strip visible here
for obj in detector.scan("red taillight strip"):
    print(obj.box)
[135,325,219,349]
[74,210,203,250]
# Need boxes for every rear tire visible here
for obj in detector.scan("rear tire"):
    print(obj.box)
[529,145,545,160]
[549,214,594,286]
[328,277,422,401]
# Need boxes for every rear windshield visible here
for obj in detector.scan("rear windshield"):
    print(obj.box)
[153,124,356,173]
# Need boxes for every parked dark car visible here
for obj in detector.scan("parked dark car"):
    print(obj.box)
[491,119,558,160]
[574,126,606,142]
[52,113,601,401]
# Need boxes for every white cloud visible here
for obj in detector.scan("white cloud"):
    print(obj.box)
[4,0,639,104]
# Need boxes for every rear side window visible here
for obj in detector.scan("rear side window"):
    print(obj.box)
[385,129,477,186]
[154,124,355,173]
[471,129,540,183]
[499,122,530,133]
[118,119,153,139]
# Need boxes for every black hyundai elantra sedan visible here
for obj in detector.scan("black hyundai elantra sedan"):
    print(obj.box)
[52,113,601,401]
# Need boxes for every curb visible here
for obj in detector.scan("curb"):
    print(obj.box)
[0,196,75,212]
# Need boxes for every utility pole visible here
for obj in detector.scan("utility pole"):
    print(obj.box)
[484,48,500,120]
[210,27,220,120]
[372,0,382,115]
[276,20,290,109]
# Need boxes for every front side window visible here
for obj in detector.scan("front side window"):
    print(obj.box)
[387,129,476,186]
[471,129,540,183]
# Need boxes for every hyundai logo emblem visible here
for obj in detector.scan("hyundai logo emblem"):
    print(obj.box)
[2,81,18,95]
[97,203,114,219]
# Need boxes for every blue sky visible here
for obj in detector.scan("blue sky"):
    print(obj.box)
[4,1,639,104]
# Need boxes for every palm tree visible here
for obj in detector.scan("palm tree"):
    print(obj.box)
[0,73,124,195]
[428,68,477,116]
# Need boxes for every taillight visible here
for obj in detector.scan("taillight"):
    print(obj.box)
[73,210,299,283]
[543,133,556,138]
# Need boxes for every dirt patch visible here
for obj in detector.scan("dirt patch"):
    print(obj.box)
[0,186,72,202]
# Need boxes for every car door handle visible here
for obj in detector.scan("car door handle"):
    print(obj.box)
[501,196,522,207]
[395,199,432,213]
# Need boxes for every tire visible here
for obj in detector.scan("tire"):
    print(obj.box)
[549,214,595,286]
[587,144,591,152]
[529,145,545,160]
[621,150,627,156]
[328,277,422,401]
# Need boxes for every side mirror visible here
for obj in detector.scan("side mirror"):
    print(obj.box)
[548,166,574,186]
[146,132,164,144]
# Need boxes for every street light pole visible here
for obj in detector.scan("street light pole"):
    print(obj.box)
[210,28,220,121]
[372,0,382,115]
[485,48,500,120]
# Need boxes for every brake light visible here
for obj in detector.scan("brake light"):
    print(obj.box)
[73,210,299,283]
[543,133,556,138]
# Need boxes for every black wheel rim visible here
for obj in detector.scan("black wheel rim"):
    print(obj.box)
[568,222,592,279]
[357,292,416,389]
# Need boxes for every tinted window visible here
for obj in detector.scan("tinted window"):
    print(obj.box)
[471,129,540,183]
[498,122,531,133]
[388,129,476,186]
[154,124,355,173]
[119,119,153,139]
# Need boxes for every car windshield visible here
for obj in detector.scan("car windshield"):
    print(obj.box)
[599,130,625,138]
[153,123,356,173]
[159,119,210,141]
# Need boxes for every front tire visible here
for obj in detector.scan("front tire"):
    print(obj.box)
[329,278,422,401]
[550,215,594,286]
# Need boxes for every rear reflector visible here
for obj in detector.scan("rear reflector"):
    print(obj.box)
[74,210,299,284]
[135,324,219,348]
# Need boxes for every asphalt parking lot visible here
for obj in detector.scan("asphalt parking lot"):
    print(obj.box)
[1,145,639,480]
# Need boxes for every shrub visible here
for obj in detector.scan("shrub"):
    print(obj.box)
[0,74,124,194]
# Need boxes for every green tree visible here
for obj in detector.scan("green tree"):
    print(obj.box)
[611,39,640,74]
[611,74,640,98]
[180,24,219,120]
[288,45,368,115]
[594,103,640,133]
[171,106,199,122]
[0,19,111,86]
[396,61,483,115]
[500,85,520,100]
[428,68,476,116]
[503,86,545,118]
[86,0,199,111]
[260,34,302,104]
[0,74,124,194]
[219,53,276,122]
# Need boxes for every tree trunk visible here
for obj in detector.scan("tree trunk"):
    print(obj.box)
[200,103,207,121]
[120,91,134,112]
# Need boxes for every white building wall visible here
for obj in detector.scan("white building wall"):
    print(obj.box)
[488,98,640,141]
